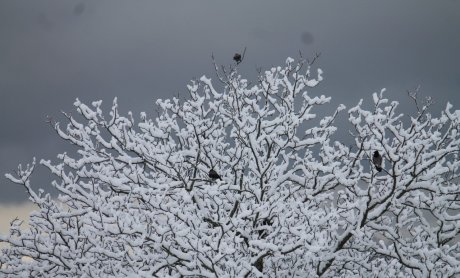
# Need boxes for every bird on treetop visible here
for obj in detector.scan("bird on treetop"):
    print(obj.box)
[372,151,383,172]
[233,53,242,64]
[208,169,222,180]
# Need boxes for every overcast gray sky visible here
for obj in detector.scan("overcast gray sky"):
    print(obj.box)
[1,0,459,205]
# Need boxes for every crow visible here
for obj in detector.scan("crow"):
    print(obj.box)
[373,151,383,172]
[258,218,273,239]
[208,169,222,180]
[236,231,249,247]
[233,53,242,64]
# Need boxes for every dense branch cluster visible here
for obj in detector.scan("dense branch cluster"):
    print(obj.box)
[1,58,459,277]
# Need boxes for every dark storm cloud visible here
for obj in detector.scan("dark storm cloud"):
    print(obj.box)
[0,0,459,204]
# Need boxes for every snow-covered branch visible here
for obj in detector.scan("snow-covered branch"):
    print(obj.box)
[1,57,459,277]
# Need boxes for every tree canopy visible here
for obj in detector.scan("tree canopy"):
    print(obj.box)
[1,57,459,277]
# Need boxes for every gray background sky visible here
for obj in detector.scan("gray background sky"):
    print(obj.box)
[1,0,459,206]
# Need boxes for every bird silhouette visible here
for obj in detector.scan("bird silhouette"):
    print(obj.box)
[373,151,383,172]
[258,218,273,239]
[233,53,242,64]
[208,169,222,180]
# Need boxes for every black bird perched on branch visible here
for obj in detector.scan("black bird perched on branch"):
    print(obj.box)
[373,151,383,172]
[233,53,242,64]
[208,169,222,180]
[258,218,273,239]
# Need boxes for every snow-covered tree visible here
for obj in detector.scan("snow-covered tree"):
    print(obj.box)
[1,57,459,277]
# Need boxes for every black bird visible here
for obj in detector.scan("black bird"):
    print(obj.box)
[373,151,383,172]
[208,169,222,180]
[236,231,249,247]
[233,53,242,64]
[258,218,273,239]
